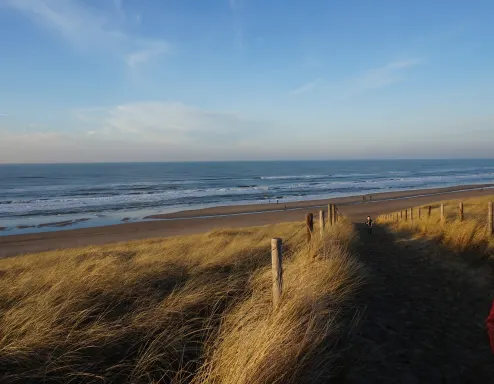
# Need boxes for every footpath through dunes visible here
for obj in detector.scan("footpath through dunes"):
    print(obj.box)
[341,223,494,382]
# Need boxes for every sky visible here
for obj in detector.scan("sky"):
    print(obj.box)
[0,0,493,163]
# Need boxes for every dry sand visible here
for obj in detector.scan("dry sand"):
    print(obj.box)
[1,184,493,258]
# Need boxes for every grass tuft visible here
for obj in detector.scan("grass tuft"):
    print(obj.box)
[0,219,363,383]
[377,195,494,260]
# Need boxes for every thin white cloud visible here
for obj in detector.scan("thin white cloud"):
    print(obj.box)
[126,41,169,67]
[0,113,8,117]
[385,58,422,69]
[75,101,268,143]
[2,111,494,162]
[113,0,125,20]
[343,58,422,98]
[228,0,244,52]
[0,102,278,162]
[289,79,321,96]
[1,0,169,67]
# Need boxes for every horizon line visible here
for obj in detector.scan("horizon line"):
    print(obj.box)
[1,158,494,166]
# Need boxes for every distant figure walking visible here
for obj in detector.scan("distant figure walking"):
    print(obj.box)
[366,216,373,234]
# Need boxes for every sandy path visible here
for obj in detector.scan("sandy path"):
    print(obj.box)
[340,224,494,382]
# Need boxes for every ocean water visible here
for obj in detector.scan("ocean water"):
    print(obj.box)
[1,160,494,235]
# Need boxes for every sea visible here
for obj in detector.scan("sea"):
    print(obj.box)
[1,159,494,235]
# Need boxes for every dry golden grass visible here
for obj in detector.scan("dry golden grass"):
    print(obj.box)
[0,219,363,383]
[377,194,494,259]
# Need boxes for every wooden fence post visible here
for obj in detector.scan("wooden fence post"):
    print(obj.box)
[488,202,493,236]
[459,202,464,222]
[418,208,421,219]
[319,210,325,238]
[334,206,338,223]
[306,213,314,242]
[400,210,403,220]
[410,208,414,223]
[328,204,333,226]
[441,204,445,223]
[428,206,432,218]
[271,238,283,309]
[405,209,408,221]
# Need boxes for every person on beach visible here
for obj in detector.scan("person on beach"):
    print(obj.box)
[365,216,373,234]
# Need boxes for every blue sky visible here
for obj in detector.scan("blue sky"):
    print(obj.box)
[0,0,493,162]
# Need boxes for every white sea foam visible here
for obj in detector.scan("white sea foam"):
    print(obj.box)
[260,175,328,180]
[2,171,493,218]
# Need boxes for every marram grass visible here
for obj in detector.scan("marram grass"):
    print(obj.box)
[377,194,494,259]
[0,219,363,383]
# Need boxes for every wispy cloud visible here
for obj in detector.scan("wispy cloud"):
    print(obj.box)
[384,58,423,69]
[75,101,267,143]
[228,0,244,52]
[112,0,126,21]
[343,58,422,98]
[0,113,8,117]
[0,102,276,162]
[1,0,169,67]
[289,79,321,96]
[126,41,169,67]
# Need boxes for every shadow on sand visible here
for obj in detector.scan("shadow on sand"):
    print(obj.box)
[338,223,494,383]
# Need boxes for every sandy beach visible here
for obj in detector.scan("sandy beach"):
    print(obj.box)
[1,184,493,258]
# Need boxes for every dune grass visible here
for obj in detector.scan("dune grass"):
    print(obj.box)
[377,194,494,259]
[0,219,363,383]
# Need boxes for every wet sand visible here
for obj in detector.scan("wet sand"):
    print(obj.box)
[146,184,494,220]
[1,184,493,258]
[37,218,91,228]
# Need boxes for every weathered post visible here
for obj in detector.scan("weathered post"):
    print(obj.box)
[271,238,283,309]
[441,204,445,223]
[488,202,493,236]
[319,210,325,238]
[306,213,314,242]
[428,206,432,218]
[334,206,338,223]
[459,202,464,222]
[410,208,414,223]
[418,208,421,219]
[405,209,408,221]
[328,204,333,226]
[400,210,403,220]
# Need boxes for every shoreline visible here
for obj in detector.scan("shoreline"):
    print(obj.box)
[145,184,494,220]
[1,183,493,258]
